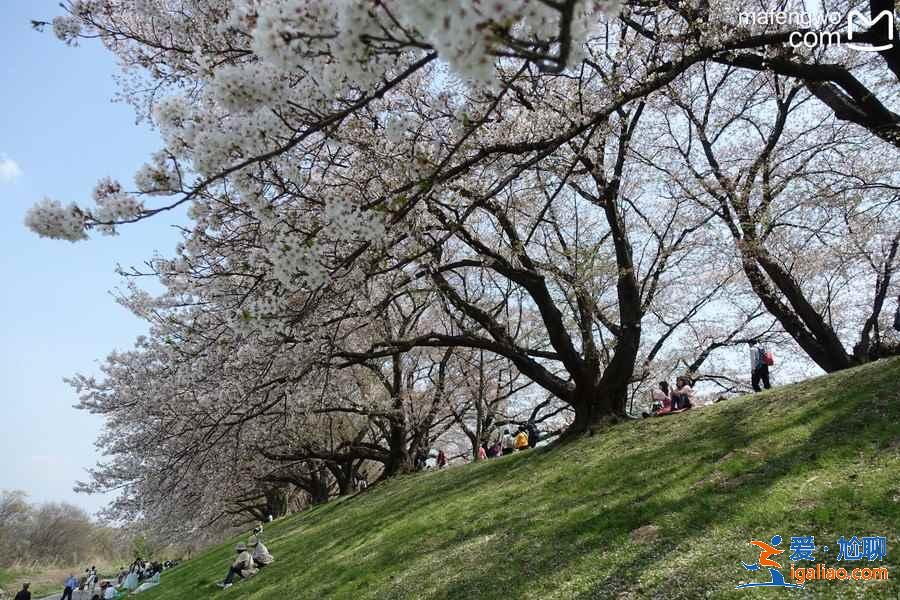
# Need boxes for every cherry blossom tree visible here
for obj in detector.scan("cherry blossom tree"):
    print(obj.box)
[28,0,900,534]
[649,62,899,371]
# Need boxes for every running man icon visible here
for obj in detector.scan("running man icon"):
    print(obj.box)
[736,535,805,589]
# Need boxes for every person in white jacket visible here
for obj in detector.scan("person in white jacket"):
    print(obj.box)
[250,535,275,567]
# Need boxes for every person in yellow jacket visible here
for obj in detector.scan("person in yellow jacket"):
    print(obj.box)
[514,429,529,451]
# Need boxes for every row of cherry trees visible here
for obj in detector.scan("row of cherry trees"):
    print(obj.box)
[31,0,899,535]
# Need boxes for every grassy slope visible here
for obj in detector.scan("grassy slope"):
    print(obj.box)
[142,358,900,600]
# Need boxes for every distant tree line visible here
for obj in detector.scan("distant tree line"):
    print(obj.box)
[0,490,127,568]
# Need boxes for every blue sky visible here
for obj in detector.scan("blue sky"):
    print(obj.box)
[1,2,184,515]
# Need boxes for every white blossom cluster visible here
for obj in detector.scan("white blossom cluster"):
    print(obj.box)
[24,197,87,241]
[210,61,288,113]
[92,177,144,225]
[269,236,328,289]
[323,196,387,245]
[52,15,82,45]
[383,112,422,146]
[247,0,617,94]
[134,151,181,195]
[152,96,194,155]
[31,0,622,247]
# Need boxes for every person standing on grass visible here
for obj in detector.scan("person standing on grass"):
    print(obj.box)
[436,450,448,468]
[414,447,427,471]
[526,421,540,449]
[748,340,771,392]
[86,565,98,591]
[477,443,487,461]
[501,429,515,456]
[61,573,78,600]
[14,583,31,600]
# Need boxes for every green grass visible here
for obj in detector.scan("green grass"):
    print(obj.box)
[141,358,900,599]
[1,564,125,599]
[1,565,69,598]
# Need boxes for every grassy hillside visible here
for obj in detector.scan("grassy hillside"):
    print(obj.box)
[141,358,900,599]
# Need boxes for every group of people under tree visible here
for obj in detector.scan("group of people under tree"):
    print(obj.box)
[59,568,117,600]
[418,420,542,471]
[466,420,543,462]
[642,376,697,419]
[643,339,779,418]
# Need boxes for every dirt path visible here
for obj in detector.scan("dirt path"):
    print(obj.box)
[37,589,96,600]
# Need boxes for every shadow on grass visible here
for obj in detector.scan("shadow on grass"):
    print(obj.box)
[140,358,900,600]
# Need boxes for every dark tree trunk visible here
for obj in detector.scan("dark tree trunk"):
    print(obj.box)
[308,468,331,505]
[327,460,355,496]
[382,427,414,477]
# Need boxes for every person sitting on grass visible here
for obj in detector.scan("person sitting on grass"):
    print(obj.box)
[218,542,257,589]
[670,376,695,411]
[642,381,672,418]
[514,428,529,451]
[101,581,119,599]
[489,438,502,458]
[132,571,161,594]
[250,535,275,567]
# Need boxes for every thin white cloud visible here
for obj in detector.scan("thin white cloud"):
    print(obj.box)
[0,154,24,182]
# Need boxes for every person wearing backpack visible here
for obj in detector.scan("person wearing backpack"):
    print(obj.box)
[749,340,772,392]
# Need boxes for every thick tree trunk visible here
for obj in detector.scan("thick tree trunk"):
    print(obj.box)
[308,469,331,505]
[568,384,625,435]
[266,489,286,519]
[327,460,355,496]
[382,420,414,477]
[738,244,852,373]
[567,348,636,435]
[382,353,415,477]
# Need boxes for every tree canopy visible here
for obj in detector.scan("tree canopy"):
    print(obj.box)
[30,0,900,535]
